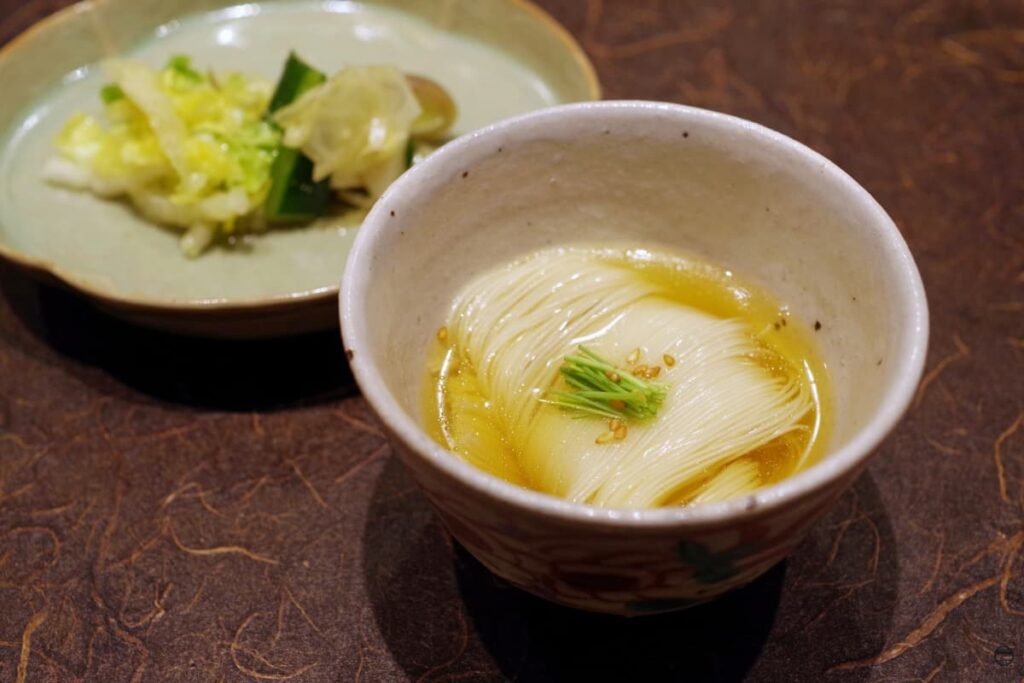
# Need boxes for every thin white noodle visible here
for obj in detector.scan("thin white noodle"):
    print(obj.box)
[690,459,761,505]
[445,247,815,508]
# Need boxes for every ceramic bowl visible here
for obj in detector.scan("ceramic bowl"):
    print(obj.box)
[0,0,598,338]
[340,101,929,615]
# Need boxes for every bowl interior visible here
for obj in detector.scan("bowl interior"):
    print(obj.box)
[347,102,927,507]
[0,0,597,308]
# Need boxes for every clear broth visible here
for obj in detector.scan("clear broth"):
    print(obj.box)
[422,246,833,507]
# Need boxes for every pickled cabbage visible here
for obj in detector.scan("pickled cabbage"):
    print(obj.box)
[273,65,421,195]
[45,55,454,257]
[46,55,279,256]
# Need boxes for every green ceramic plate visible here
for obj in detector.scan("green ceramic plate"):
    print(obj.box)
[0,0,598,337]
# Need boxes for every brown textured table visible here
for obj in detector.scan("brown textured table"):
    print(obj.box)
[1,1,1022,681]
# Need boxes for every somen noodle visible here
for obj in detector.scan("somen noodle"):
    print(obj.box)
[424,245,830,509]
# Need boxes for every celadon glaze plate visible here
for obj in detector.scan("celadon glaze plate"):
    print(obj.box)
[0,0,598,337]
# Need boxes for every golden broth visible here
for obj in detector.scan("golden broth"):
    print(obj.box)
[422,246,832,507]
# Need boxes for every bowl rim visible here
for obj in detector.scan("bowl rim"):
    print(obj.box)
[0,0,601,314]
[340,99,930,528]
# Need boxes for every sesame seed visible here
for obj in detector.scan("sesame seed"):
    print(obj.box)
[436,327,448,342]
[595,431,616,445]
[663,354,676,367]
[613,424,628,440]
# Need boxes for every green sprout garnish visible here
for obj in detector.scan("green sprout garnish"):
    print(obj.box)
[540,346,668,421]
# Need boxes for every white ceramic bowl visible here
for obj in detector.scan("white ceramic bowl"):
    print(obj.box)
[340,101,928,614]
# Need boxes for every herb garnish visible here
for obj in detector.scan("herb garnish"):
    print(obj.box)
[540,346,668,421]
